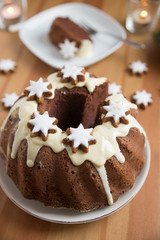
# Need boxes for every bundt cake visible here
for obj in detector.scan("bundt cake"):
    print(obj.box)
[0,65,146,212]
[49,17,93,58]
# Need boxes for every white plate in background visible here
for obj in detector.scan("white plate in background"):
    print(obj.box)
[0,138,150,224]
[19,3,126,69]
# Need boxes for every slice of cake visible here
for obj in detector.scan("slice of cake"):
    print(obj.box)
[49,17,93,59]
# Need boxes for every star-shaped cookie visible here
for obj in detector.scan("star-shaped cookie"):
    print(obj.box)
[28,111,58,141]
[63,123,96,153]
[24,78,52,103]
[59,39,78,59]
[101,100,130,127]
[57,65,85,85]
[131,90,152,109]
[1,93,19,108]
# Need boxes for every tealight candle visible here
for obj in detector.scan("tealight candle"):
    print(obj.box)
[133,9,151,25]
[140,10,148,19]
[126,0,160,33]
[1,3,22,26]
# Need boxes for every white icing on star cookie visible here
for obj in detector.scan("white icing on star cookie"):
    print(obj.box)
[108,83,122,96]
[25,77,52,102]
[28,111,57,141]
[102,100,130,127]
[1,93,19,108]
[63,123,96,153]
[0,59,16,73]
[59,39,78,59]
[58,65,85,85]
[128,60,148,75]
[132,90,152,109]
[61,65,84,79]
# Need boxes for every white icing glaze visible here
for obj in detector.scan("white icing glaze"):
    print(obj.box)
[108,82,122,96]
[129,60,148,74]
[96,166,113,205]
[28,111,57,137]
[2,72,145,206]
[107,94,137,110]
[61,65,84,79]
[10,98,64,167]
[77,40,93,58]
[66,123,95,149]
[47,72,107,93]
[25,77,54,99]
[0,59,16,72]
[1,93,19,108]
[103,100,130,125]
[133,90,152,106]
[59,39,78,59]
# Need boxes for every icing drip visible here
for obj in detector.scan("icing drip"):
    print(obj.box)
[47,72,107,93]
[10,97,64,167]
[96,166,113,205]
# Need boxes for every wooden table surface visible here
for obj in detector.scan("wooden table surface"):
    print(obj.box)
[0,0,160,239]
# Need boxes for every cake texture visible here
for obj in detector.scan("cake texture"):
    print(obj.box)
[0,66,145,212]
[49,17,93,58]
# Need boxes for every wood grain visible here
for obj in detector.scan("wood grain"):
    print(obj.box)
[0,0,160,239]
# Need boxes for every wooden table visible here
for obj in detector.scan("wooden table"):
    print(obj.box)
[0,0,160,239]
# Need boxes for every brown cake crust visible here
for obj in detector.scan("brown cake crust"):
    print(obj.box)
[0,113,145,211]
[49,17,92,47]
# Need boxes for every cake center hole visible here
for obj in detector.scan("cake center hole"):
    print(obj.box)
[47,91,87,131]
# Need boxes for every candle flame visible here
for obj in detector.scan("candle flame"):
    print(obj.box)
[140,10,148,19]
[7,6,14,14]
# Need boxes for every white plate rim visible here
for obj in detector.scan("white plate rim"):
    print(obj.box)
[0,137,150,224]
[19,2,126,69]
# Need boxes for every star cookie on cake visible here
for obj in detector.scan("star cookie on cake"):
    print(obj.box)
[1,92,19,108]
[101,100,130,128]
[63,123,96,153]
[28,111,58,141]
[24,77,52,103]
[108,83,122,96]
[0,59,16,73]
[131,90,152,109]
[59,39,78,59]
[128,60,148,75]
[57,65,85,85]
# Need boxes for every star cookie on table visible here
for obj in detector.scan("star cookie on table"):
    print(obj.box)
[59,39,78,59]
[1,92,19,108]
[63,123,96,153]
[131,90,152,109]
[108,82,122,96]
[128,60,148,75]
[101,100,130,128]
[28,111,58,141]
[57,65,85,85]
[0,59,16,73]
[24,77,52,103]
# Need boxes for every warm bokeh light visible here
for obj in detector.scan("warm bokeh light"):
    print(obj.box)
[139,10,148,19]
[7,6,14,14]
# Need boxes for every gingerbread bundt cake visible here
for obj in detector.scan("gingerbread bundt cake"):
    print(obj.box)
[0,66,145,212]
[49,17,93,58]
